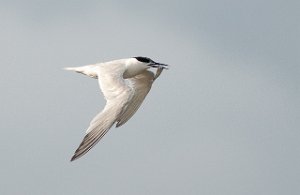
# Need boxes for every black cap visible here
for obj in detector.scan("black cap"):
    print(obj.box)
[134,56,153,63]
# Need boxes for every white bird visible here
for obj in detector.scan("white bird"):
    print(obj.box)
[65,57,168,161]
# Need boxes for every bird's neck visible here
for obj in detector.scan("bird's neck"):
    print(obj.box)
[123,59,148,79]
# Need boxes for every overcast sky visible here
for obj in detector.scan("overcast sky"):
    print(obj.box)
[1,0,299,194]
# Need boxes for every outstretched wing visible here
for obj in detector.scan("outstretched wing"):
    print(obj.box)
[116,70,155,127]
[71,64,132,161]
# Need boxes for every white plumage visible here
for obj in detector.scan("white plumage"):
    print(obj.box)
[65,57,168,161]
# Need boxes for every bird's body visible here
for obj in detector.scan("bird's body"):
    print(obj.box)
[65,57,168,161]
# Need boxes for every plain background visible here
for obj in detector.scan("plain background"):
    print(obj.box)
[1,0,299,194]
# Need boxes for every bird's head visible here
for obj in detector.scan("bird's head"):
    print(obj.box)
[133,56,168,69]
[123,56,168,78]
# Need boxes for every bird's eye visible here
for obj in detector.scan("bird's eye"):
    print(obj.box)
[134,56,151,63]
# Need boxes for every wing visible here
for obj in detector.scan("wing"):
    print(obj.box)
[154,67,164,81]
[71,64,132,161]
[115,70,155,127]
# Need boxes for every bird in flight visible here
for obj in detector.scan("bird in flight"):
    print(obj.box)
[65,57,168,161]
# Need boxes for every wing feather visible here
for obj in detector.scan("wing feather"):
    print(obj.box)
[70,64,132,161]
[116,70,155,127]
[70,66,164,161]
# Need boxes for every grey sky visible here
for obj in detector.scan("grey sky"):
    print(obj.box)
[1,1,299,194]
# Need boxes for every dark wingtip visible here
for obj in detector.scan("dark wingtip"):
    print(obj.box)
[70,154,77,162]
[70,146,83,162]
[115,122,121,128]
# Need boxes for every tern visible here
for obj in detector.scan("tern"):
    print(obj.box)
[65,57,168,161]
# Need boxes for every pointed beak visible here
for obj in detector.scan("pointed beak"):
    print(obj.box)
[149,62,169,69]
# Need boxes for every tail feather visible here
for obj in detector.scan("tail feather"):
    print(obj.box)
[64,67,78,71]
[64,65,98,79]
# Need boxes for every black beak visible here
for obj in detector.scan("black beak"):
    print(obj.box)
[150,62,169,69]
